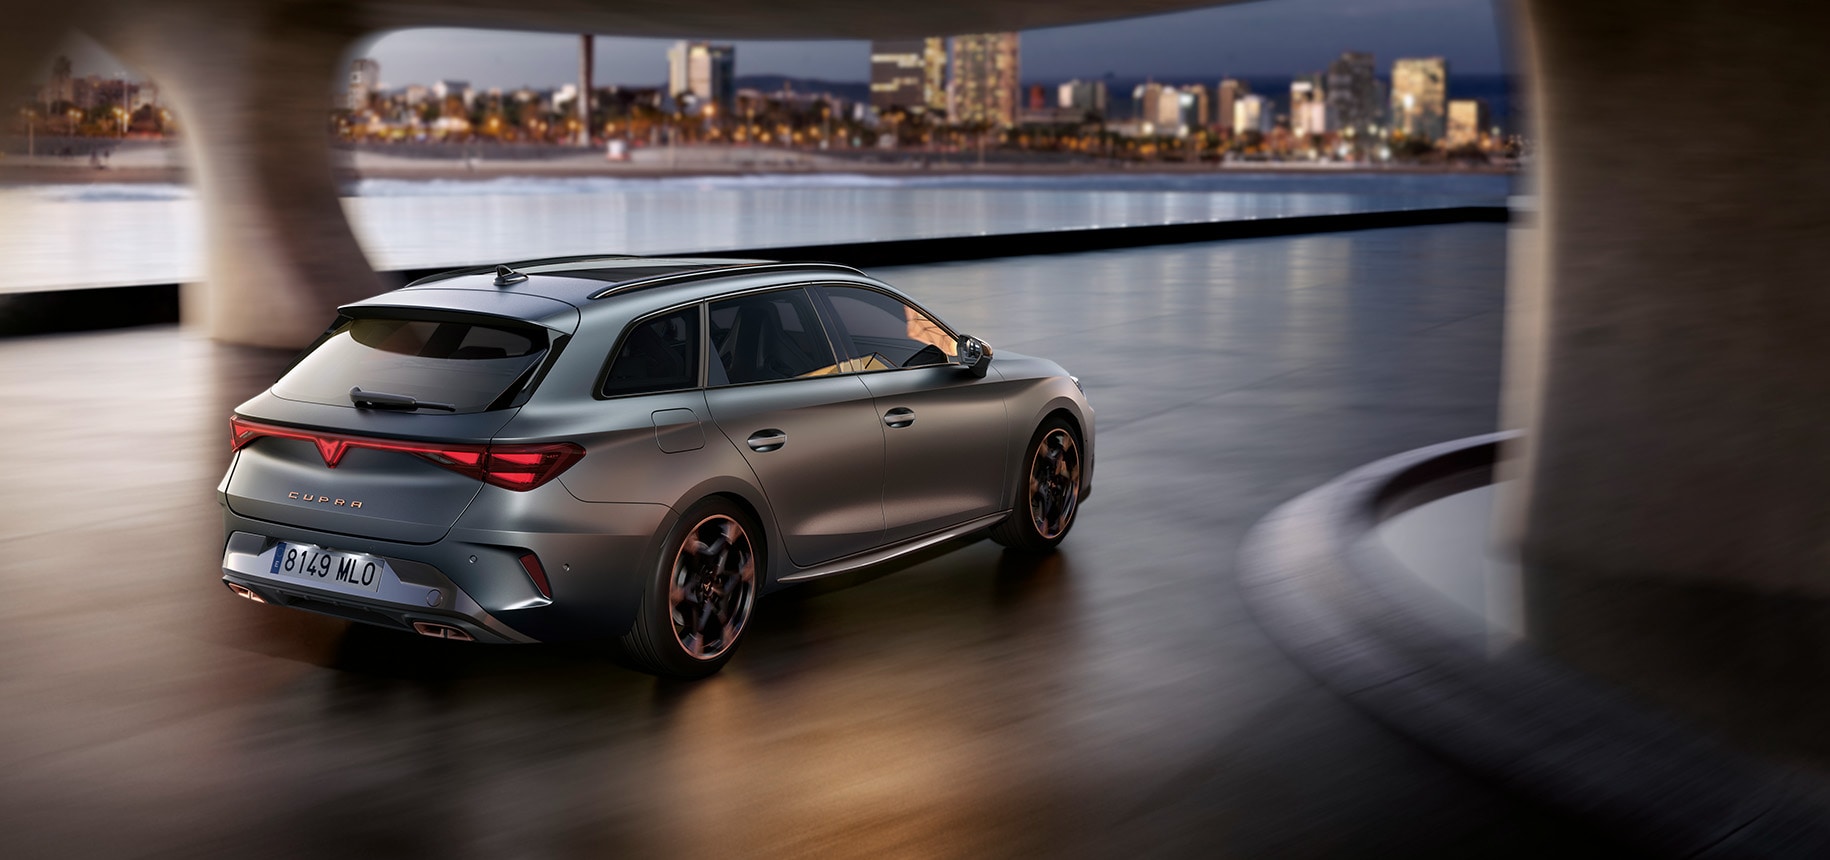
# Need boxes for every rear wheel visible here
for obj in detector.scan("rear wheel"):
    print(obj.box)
[619,498,761,678]
[990,417,1083,553]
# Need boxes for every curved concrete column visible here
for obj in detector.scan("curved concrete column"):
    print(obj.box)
[1508,1,1830,747]
[93,4,382,348]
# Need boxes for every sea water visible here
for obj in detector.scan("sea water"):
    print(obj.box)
[0,171,1510,294]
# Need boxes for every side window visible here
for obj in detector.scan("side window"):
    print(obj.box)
[707,289,838,384]
[820,286,957,371]
[601,306,700,397]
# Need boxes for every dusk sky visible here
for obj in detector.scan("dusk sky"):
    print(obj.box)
[363,0,1507,88]
[48,0,1508,88]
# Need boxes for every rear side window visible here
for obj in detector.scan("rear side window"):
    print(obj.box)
[272,316,548,413]
[601,306,700,397]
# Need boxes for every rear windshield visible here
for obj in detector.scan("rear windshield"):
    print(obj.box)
[272,316,549,413]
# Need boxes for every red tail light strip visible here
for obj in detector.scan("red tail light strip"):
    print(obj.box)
[229,416,583,491]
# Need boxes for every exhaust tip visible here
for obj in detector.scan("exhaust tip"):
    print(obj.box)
[412,621,475,642]
[226,583,267,604]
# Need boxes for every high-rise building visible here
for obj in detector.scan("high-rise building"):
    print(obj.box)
[1177,84,1210,131]
[667,41,736,114]
[1390,57,1448,142]
[870,39,928,112]
[920,38,948,114]
[948,33,1020,128]
[347,58,379,112]
[1446,99,1489,147]
[1216,78,1248,135]
[1056,79,1108,119]
[1234,94,1271,135]
[1290,74,1327,136]
[1325,52,1381,146]
[1137,82,1180,131]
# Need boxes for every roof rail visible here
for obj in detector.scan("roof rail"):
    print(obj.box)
[404,253,645,287]
[588,261,867,300]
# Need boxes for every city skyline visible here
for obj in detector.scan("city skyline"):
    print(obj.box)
[39,0,1506,89]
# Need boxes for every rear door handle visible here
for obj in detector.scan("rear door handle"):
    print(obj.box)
[746,429,787,452]
[882,408,916,429]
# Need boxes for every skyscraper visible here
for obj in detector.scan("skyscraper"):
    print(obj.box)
[1325,52,1381,147]
[1216,78,1248,135]
[1177,84,1210,132]
[1446,99,1489,147]
[667,41,736,114]
[347,58,379,112]
[1234,94,1271,135]
[1390,57,1448,142]
[870,40,927,112]
[948,33,1020,128]
[1290,73,1327,136]
[1057,79,1108,119]
[921,38,948,114]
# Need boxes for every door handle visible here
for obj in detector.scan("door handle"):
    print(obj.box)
[746,429,787,452]
[882,407,916,429]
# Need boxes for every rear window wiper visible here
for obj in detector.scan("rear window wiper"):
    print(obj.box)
[349,386,457,412]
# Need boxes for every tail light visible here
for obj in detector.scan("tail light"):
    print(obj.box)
[230,416,583,491]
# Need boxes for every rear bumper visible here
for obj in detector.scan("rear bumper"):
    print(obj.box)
[221,530,536,643]
[219,496,675,643]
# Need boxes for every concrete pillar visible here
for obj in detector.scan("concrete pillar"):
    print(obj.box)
[578,34,594,146]
[1509,0,1830,751]
[94,4,383,348]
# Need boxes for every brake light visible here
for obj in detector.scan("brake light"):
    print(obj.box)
[229,416,584,491]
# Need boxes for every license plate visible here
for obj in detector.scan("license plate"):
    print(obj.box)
[269,542,386,593]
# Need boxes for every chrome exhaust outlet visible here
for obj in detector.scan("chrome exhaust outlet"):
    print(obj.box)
[412,621,475,641]
[226,582,267,604]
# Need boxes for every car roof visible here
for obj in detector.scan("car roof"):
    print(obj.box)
[394,256,872,308]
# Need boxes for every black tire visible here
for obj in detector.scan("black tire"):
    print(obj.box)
[618,497,762,678]
[989,417,1084,553]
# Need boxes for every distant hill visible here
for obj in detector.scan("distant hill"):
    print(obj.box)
[734,75,869,103]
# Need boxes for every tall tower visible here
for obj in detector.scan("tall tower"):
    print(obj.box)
[921,37,948,114]
[1216,78,1248,135]
[869,39,927,112]
[948,33,1019,128]
[1390,57,1448,142]
[346,58,379,113]
[1325,52,1380,150]
[667,41,736,114]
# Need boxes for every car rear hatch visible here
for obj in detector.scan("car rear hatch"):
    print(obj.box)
[224,293,578,545]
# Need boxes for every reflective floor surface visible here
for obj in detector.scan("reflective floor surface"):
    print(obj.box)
[0,225,1640,858]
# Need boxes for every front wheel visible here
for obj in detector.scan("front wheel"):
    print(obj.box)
[989,417,1084,553]
[619,498,761,678]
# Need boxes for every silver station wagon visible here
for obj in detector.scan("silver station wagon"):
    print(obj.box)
[219,257,1094,677]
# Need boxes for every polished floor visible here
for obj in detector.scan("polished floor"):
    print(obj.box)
[0,225,1636,858]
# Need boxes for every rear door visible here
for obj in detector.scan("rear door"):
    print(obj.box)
[701,288,886,566]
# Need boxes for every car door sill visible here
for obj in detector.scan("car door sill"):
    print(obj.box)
[776,511,1011,583]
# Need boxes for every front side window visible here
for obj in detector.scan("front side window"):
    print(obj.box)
[707,289,838,384]
[819,286,957,371]
[273,315,548,413]
[601,306,700,397]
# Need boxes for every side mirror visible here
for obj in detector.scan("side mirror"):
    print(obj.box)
[957,334,993,378]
